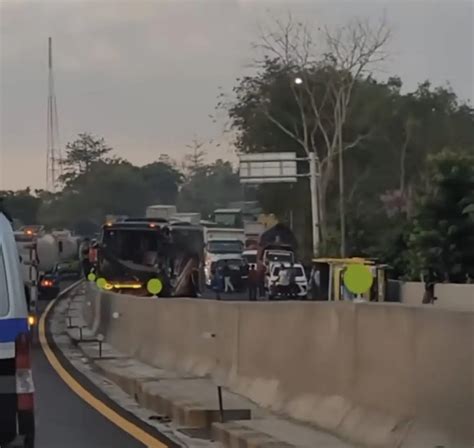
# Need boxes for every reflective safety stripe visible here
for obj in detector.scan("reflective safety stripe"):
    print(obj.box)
[0,341,15,359]
[0,318,28,343]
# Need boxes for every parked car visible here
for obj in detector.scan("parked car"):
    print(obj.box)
[0,211,35,448]
[267,262,308,300]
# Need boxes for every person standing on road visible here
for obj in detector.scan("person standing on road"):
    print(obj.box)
[247,265,258,301]
[288,264,298,299]
[223,261,235,293]
[257,263,266,298]
[80,238,91,278]
[278,265,291,297]
[422,267,438,304]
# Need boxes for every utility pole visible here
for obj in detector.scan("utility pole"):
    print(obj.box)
[46,37,62,191]
[308,152,320,258]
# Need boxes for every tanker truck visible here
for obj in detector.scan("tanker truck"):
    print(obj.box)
[15,227,59,307]
[15,226,80,301]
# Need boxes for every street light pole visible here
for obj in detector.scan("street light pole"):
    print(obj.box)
[294,76,320,257]
[308,152,320,257]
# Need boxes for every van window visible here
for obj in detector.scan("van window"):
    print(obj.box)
[0,246,10,316]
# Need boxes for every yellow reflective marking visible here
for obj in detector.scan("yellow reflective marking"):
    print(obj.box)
[39,288,168,447]
[147,278,163,295]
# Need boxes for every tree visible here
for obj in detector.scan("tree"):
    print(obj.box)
[178,160,242,218]
[226,44,474,261]
[407,150,474,282]
[227,16,390,255]
[184,139,207,174]
[39,161,153,232]
[0,188,41,226]
[60,133,113,185]
[140,161,183,205]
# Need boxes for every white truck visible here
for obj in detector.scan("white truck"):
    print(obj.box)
[146,205,177,220]
[203,228,245,285]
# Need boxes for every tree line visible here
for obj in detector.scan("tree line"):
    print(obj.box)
[1,133,243,236]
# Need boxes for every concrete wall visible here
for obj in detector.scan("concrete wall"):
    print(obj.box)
[84,290,474,448]
[400,281,474,311]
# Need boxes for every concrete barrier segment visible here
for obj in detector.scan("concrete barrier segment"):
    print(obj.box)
[84,288,474,447]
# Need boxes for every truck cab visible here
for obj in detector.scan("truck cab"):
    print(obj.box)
[213,209,243,228]
[204,238,244,285]
[0,212,35,448]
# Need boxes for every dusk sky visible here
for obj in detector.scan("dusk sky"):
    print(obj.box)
[1,0,472,190]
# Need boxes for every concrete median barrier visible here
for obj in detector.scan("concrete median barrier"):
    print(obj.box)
[83,288,474,447]
[400,281,474,311]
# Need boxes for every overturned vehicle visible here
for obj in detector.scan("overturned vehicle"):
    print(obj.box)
[93,218,204,297]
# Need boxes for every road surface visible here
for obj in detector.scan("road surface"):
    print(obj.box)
[32,286,148,448]
[33,338,145,448]
[30,282,250,447]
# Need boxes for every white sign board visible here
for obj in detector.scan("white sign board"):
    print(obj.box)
[239,152,297,184]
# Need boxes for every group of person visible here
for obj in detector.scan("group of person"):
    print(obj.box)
[271,264,300,299]
[211,261,304,301]
[211,261,266,300]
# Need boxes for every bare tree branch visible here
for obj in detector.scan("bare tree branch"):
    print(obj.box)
[263,109,306,151]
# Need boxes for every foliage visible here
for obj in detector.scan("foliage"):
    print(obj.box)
[225,52,474,268]
[0,188,41,226]
[60,133,113,186]
[184,139,207,175]
[141,161,183,205]
[4,134,240,234]
[406,150,474,282]
[178,159,242,218]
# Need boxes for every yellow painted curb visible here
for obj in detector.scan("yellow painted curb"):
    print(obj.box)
[38,290,167,448]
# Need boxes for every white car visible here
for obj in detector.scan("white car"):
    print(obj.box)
[267,262,308,299]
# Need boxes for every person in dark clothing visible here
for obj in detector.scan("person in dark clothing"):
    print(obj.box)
[257,263,266,298]
[247,265,259,301]
[210,267,221,300]
[80,238,91,278]
[422,267,438,304]
[288,264,298,299]
[223,261,234,293]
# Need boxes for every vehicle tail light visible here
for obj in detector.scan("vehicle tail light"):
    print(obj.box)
[15,333,34,411]
[41,279,53,287]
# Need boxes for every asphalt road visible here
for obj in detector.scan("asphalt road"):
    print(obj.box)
[32,289,146,448]
[30,283,252,447]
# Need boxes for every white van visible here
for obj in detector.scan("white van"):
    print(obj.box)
[0,212,35,447]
